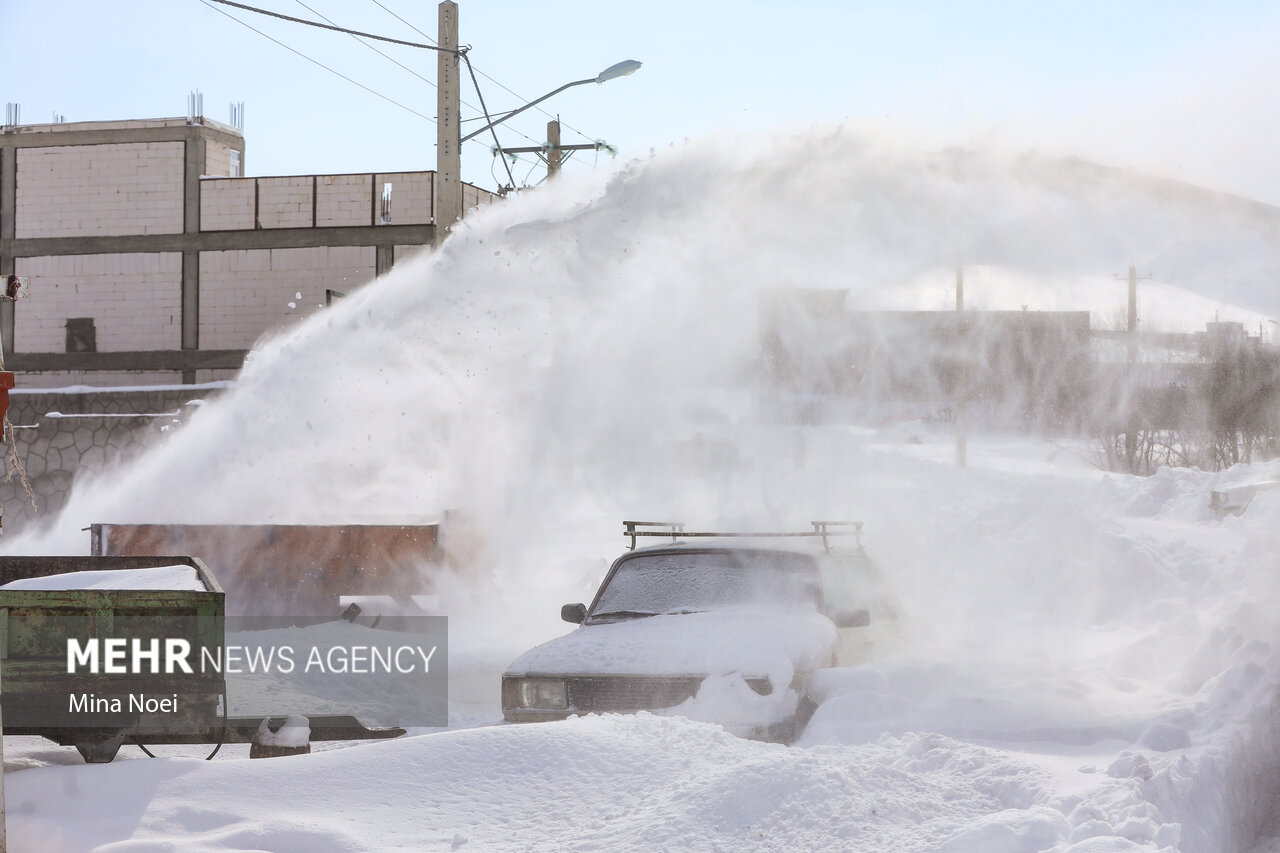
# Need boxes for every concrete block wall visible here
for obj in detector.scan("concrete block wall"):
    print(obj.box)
[199,178,255,230]
[14,142,185,237]
[195,369,241,384]
[316,174,373,227]
[256,176,314,229]
[198,172,440,233]
[377,172,433,225]
[204,140,240,177]
[199,246,375,349]
[463,182,495,214]
[14,253,182,352]
[394,244,431,266]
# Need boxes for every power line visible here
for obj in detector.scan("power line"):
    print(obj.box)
[207,0,447,51]
[461,52,516,189]
[198,0,435,123]
[293,0,436,89]
[368,0,437,44]
[198,0,538,163]
[201,0,590,179]
[364,0,603,149]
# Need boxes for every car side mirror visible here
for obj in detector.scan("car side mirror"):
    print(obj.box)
[561,603,587,624]
[834,608,870,629]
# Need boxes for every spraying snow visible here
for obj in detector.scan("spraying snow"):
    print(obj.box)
[4,124,1280,851]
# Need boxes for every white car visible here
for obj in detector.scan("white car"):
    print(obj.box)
[501,522,901,741]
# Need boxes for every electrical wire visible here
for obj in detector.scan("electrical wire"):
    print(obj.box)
[288,0,504,134]
[461,52,516,190]
[207,0,443,50]
[364,0,604,149]
[198,0,435,123]
[200,0,543,172]
[201,0,584,180]
[293,0,439,90]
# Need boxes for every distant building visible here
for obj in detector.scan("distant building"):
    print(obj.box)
[0,117,496,387]
[761,288,1093,428]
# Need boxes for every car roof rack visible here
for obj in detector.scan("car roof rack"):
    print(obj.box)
[623,520,862,552]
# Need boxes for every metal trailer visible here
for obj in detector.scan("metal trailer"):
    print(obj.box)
[0,555,405,763]
[90,523,446,630]
[0,555,226,762]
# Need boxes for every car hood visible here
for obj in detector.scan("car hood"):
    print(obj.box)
[505,606,837,685]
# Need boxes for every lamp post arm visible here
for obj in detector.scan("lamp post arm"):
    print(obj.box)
[460,78,596,142]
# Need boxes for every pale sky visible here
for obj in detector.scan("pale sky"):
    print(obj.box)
[4,1,1279,203]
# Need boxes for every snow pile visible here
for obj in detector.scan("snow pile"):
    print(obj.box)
[254,715,311,748]
[661,671,801,734]
[0,564,204,591]
[3,437,1277,851]
[0,713,1081,852]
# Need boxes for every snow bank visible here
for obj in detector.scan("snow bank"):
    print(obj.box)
[1,714,1079,853]
[0,564,204,591]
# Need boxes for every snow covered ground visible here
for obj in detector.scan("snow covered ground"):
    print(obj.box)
[5,434,1279,852]
[4,126,1280,851]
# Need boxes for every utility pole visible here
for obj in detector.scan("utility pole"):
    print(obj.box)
[1117,263,1151,359]
[1114,263,1152,471]
[435,1,461,243]
[546,120,562,180]
[497,123,612,184]
[955,263,967,468]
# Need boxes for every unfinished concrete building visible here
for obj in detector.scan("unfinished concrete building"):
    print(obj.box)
[0,116,496,387]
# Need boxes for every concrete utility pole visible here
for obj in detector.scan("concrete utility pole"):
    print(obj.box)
[435,1,461,243]
[546,120,562,180]
[1116,263,1150,362]
[499,121,614,184]
[955,263,967,468]
[1115,263,1151,471]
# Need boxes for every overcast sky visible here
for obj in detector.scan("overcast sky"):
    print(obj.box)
[4,1,1279,203]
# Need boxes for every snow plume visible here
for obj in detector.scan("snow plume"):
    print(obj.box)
[6,124,1280,848]
[7,121,1280,643]
[13,126,1279,543]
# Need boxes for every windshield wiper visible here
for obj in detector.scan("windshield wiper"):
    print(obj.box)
[590,609,659,621]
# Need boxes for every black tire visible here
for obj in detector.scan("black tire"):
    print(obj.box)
[75,730,126,763]
[764,696,819,745]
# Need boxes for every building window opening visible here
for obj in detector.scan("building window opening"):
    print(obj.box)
[66,318,96,353]
[230,149,242,178]
[380,182,393,225]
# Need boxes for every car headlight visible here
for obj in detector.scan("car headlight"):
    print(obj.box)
[504,677,568,711]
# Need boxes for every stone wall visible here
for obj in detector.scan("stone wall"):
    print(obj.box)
[0,385,229,538]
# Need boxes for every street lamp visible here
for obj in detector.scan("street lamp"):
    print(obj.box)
[460,60,641,143]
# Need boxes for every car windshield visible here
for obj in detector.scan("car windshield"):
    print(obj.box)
[589,549,821,621]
